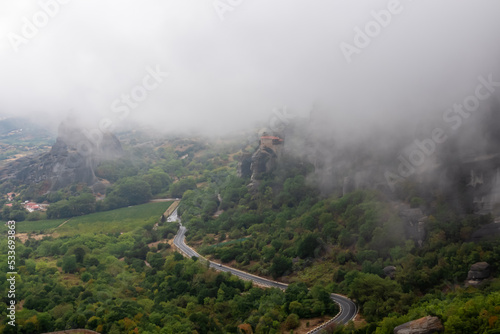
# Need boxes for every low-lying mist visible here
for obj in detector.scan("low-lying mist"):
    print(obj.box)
[1,0,499,150]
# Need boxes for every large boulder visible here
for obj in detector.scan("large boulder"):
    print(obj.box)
[383,266,397,279]
[466,262,490,286]
[467,262,491,279]
[394,316,444,334]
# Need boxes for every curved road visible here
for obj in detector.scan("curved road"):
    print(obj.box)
[170,209,357,331]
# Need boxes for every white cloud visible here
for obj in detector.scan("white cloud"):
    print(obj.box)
[0,0,499,136]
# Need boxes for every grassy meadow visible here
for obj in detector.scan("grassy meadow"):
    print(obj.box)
[55,201,173,236]
[2,201,173,236]
[15,218,67,233]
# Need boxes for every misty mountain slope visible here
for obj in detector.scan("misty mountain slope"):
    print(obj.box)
[176,133,499,334]
[0,118,123,193]
[0,120,498,333]
[279,99,500,219]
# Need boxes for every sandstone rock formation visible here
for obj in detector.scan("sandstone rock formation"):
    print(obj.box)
[241,133,284,189]
[0,119,123,192]
[393,316,444,334]
[237,153,253,178]
[250,146,278,178]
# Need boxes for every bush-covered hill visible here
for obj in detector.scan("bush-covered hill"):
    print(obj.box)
[178,154,500,333]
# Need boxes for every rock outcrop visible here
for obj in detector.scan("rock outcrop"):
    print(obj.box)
[383,266,397,279]
[247,147,277,190]
[466,262,491,286]
[471,221,500,242]
[250,146,278,178]
[393,316,444,334]
[0,119,123,192]
[396,204,427,246]
[237,153,253,178]
[243,133,284,189]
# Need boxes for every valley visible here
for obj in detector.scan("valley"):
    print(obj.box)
[0,117,499,333]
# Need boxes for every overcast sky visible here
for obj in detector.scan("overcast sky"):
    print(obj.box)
[1,0,500,136]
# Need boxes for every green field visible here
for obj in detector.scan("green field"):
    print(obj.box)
[15,218,67,233]
[0,201,173,236]
[55,201,173,236]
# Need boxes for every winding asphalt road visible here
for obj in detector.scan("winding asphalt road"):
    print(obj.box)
[170,209,357,330]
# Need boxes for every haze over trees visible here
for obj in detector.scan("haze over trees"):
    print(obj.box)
[0,2,500,331]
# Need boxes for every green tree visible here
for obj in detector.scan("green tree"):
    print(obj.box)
[62,255,77,273]
[170,178,197,198]
[46,193,96,218]
[297,233,320,258]
[70,193,96,215]
[143,168,171,195]
[117,177,152,205]
[284,313,300,330]
[73,247,86,263]
[46,200,71,219]
[270,255,292,279]
[349,273,403,321]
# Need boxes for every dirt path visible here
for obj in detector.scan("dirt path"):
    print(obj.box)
[56,219,71,228]
[162,200,180,218]
[150,198,179,202]
[16,219,70,243]
[17,233,53,243]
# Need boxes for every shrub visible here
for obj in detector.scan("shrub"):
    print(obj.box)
[284,313,300,330]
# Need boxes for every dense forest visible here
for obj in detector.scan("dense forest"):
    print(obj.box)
[0,224,337,333]
[2,0,500,332]
[177,148,500,333]
[0,132,499,333]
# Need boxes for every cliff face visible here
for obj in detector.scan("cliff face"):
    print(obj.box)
[1,120,123,191]
[239,134,284,189]
[250,146,278,178]
[237,153,253,179]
